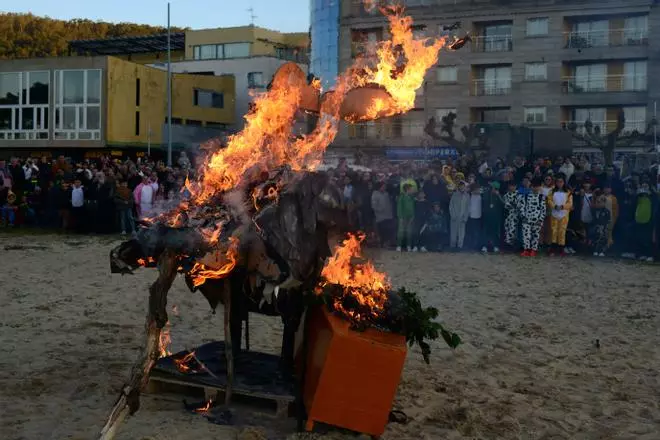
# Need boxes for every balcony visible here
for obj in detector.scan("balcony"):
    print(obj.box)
[561,119,647,136]
[471,35,513,53]
[471,79,512,96]
[564,28,648,49]
[561,75,647,93]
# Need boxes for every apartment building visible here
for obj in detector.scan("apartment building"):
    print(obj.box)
[0,56,235,158]
[312,0,657,155]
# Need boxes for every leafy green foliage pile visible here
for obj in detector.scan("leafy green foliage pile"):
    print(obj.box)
[315,285,461,364]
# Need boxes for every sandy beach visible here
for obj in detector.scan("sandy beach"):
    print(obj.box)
[1,233,659,440]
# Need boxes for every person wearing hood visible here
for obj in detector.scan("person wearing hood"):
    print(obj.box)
[449,181,470,250]
[519,178,547,257]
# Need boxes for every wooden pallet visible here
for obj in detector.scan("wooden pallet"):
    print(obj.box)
[145,341,295,418]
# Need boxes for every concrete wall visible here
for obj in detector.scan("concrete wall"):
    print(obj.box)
[333,0,657,154]
[151,57,307,129]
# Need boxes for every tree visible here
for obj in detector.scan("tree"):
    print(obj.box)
[564,109,656,166]
[0,13,185,59]
[423,112,488,154]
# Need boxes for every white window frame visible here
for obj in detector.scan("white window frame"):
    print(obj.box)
[524,62,547,81]
[623,61,647,92]
[623,106,646,134]
[247,71,265,89]
[482,66,512,95]
[574,64,607,92]
[524,106,547,125]
[624,16,648,42]
[436,66,458,83]
[526,17,549,36]
[0,71,50,140]
[54,69,102,141]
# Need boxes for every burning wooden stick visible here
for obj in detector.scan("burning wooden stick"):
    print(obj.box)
[99,250,178,440]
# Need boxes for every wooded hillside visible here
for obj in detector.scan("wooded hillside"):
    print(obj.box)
[0,13,185,59]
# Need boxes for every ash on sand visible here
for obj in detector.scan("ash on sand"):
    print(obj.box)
[2,233,660,440]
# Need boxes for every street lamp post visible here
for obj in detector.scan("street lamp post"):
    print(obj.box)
[167,2,173,166]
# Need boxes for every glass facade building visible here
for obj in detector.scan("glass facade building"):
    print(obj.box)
[310,0,340,90]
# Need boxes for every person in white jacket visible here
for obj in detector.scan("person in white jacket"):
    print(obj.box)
[558,158,575,183]
[449,181,470,249]
[371,181,394,246]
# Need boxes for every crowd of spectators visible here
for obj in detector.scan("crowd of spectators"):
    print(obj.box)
[1,151,659,261]
[329,154,660,262]
[0,152,193,234]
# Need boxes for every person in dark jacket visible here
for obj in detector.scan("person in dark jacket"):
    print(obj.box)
[589,192,610,257]
[423,174,449,207]
[482,181,504,252]
[413,190,430,251]
[419,201,448,251]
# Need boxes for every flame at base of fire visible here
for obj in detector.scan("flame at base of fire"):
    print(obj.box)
[159,322,172,358]
[320,233,390,323]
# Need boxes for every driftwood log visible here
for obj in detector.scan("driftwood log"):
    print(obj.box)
[99,250,177,440]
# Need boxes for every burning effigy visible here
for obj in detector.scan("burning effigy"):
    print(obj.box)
[99,4,463,439]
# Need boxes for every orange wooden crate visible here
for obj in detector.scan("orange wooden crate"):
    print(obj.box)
[299,306,407,437]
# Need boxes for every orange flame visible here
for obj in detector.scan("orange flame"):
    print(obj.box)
[189,237,240,287]
[186,6,445,202]
[159,322,172,358]
[137,256,156,267]
[194,399,213,413]
[174,351,196,373]
[320,233,390,321]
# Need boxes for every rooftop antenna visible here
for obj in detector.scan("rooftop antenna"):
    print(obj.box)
[247,7,257,26]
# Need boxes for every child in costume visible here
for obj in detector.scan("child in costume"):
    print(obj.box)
[590,192,610,257]
[518,178,546,256]
[547,175,573,256]
[602,185,618,248]
[1,190,17,227]
[449,181,470,249]
[503,181,520,247]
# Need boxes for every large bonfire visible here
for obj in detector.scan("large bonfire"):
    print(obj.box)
[101,4,460,439]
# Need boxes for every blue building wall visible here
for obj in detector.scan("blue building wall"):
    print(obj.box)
[310,0,339,90]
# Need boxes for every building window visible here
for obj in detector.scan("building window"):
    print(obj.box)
[412,26,426,40]
[524,62,547,81]
[436,66,457,83]
[247,72,265,88]
[623,61,647,91]
[477,23,512,52]
[526,17,549,36]
[193,89,224,108]
[623,106,646,133]
[135,111,140,136]
[573,64,606,92]
[224,42,250,58]
[54,69,102,140]
[624,16,648,43]
[572,108,606,133]
[474,66,512,96]
[0,71,50,140]
[570,20,609,48]
[524,106,547,125]
[435,108,457,123]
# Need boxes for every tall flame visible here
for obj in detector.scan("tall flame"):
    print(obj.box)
[189,5,447,201]
[320,233,390,321]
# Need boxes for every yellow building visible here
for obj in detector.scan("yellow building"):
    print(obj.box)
[0,56,235,157]
[185,25,308,63]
